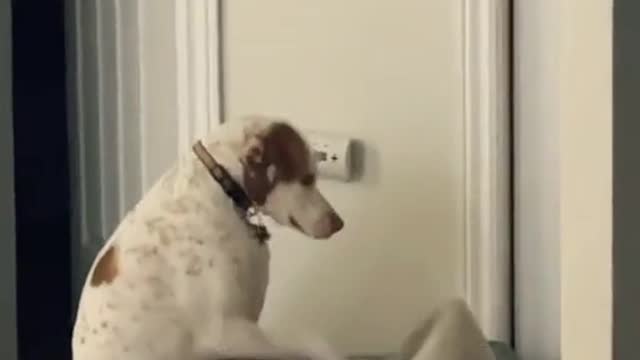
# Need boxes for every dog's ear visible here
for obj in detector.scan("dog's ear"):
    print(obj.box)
[262,122,310,182]
[242,122,310,205]
[242,134,271,205]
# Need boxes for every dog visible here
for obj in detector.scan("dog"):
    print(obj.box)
[72,116,345,360]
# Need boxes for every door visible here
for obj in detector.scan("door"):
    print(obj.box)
[223,0,470,353]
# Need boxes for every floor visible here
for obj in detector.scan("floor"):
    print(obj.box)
[346,342,519,360]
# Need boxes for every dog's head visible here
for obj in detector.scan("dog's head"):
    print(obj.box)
[240,117,344,239]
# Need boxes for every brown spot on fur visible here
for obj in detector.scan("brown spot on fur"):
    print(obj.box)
[126,245,159,264]
[186,256,203,276]
[146,276,174,299]
[243,122,311,205]
[188,235,204,245]
[141,301,151,311]
[178,247,194,258]
[232,257,243,283]
[125,246,145,254]
[193,200,208,213]
[159,235,171,246]
[232,255,240,264]
[91,246,120,287]
[219,233,231,243]
[145,216,164,228]
[164,198,189,214]
[146,217,179,246]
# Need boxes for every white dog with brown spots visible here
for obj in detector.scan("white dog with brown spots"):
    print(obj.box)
[72,116,345,360]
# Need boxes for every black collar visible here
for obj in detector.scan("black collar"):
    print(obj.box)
[192,141,270,244]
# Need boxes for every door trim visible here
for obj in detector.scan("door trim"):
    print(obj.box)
[461,0,512,342]
[175,0,223,151]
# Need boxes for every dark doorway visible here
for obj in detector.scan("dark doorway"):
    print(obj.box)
[11,0,73,358]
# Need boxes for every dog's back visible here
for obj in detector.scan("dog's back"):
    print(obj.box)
[73,158,270,360]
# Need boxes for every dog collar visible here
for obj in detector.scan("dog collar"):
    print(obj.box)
[192,140,270,244]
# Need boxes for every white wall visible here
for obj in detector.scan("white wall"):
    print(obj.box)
[513,1,561,359]
[223,0,466,353]
[559,1,612,359]
[515,1,613,359]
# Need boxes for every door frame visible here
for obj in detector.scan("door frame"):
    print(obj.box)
[461,0,512,342]
[68,0,512,343]
[187,0,514,342]
[513,1,562,358]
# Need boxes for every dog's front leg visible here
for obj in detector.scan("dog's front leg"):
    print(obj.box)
[194,317,335,360]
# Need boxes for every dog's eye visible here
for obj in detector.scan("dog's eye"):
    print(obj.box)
[300,174,316,186]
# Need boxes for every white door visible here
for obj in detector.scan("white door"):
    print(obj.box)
[222,0,508,353]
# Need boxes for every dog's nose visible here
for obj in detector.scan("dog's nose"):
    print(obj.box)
[329,212,344,233]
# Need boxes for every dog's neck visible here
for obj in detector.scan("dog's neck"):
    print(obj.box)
[196,140,246,196]
[195,118,275,194]
[192,120,267,205]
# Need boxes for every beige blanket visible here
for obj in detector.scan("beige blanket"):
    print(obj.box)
[396,298,496,360]
[224,298,497,360]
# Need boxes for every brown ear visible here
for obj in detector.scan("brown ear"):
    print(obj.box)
[243,137,271,205]
[242,122,309,205]
[263,122,309,181]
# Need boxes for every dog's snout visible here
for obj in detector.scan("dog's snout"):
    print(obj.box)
[328,212,344,233]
